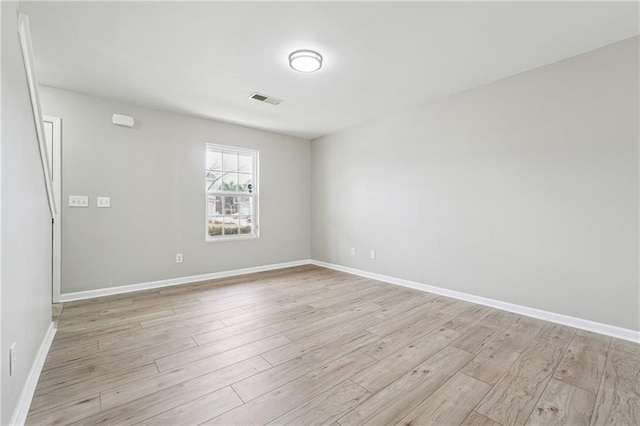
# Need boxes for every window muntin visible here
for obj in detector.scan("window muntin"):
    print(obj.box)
[206,144,258,240]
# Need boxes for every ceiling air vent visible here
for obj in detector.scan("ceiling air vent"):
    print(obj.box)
[249,92,283,105]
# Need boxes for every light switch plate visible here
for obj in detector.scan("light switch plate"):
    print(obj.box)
[97,197,111,208]
[69,196,89,207]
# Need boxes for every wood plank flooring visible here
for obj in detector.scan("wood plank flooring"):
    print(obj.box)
[27,265,640,425]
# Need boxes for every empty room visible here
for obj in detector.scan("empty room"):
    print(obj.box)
[1,1,639,425]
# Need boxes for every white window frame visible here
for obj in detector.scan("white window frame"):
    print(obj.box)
[206,143,259,242]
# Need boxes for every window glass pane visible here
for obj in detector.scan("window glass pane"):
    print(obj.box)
[238,219,253,234]
[206,171,222,192]
[222,172,238,192]
[223,152,238,172]
[223,217,239,235]
[207,195,223,216]
[207,150,222,171]
[238,173,253,193]
[223,196,238,215]
[238,154,252,173]
[208,218,223,237]
[238,195,253,234]
[236,196,252,216]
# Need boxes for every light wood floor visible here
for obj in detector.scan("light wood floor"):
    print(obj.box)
[27,265,640,425]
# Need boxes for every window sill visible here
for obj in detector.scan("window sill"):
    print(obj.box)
[206,234,259,243]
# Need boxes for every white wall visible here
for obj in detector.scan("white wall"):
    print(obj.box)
[39,87,311,295]
[311,37,639,331]
[1,3,54,423]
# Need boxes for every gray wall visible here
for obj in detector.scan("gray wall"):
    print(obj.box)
[1,3,54,423]
[311,37,639,331]
[39,87,311,295]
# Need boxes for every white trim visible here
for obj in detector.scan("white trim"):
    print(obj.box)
[0,5,3,422]
[60,260,311,302]
[17,14,56,217]
[205,234,259,243]
[9,322,56,426]
[43,116,62,303]
[57,257,639,343]
[310,260,640,344]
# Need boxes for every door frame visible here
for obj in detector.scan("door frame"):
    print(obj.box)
[44,115,62,302]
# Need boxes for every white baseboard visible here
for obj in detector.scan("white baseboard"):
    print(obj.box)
[58,257,639,343]
[310,259,640,344]
[60,259,312,302]
[10,322,56,426]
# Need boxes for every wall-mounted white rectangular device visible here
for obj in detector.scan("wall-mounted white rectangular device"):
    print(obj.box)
[112,113,135,128]
[97,197,111,208]
[69,196,89,207]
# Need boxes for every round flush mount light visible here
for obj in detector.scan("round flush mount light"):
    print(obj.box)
[289,49,323,73]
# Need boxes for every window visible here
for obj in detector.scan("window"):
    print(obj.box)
[206,144,259,240]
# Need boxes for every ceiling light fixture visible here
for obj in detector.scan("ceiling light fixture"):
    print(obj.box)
[289,49,323,73]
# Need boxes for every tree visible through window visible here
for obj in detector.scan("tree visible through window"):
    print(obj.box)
[206,144,258,240]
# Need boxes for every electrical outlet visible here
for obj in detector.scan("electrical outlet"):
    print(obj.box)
[9,342,16,376]
[68,196,89,207]
[176,253,183,263]
[351,248,356,256]
[370,250,376,260]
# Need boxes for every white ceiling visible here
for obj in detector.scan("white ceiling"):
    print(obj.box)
[21,1,639,140]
